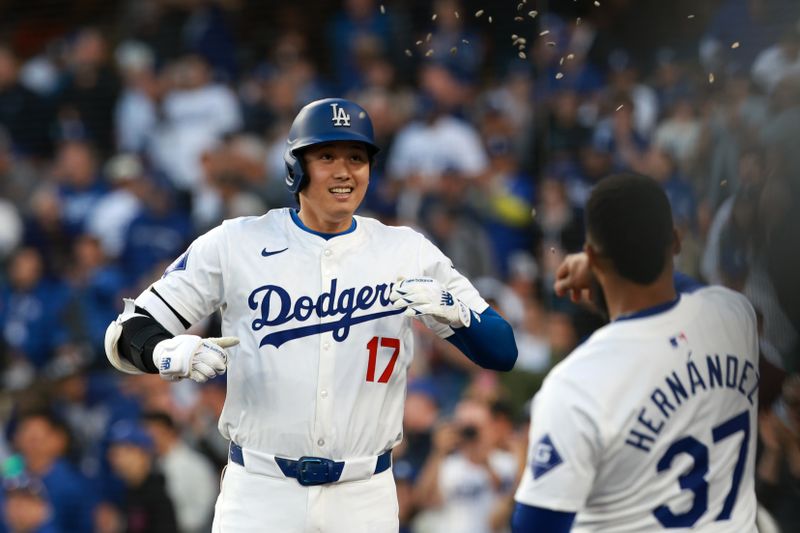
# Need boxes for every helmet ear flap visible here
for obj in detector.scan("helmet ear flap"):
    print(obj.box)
[284,149,307,194]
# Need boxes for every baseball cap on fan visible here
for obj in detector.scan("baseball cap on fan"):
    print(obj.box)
[108,420,154,452]
[104,153,144,184]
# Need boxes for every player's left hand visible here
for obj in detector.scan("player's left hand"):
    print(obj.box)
[390,277,471,328]
[153,335,239,383]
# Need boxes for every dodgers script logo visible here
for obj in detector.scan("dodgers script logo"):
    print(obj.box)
[330,103,351,127]
[248,278,403,348]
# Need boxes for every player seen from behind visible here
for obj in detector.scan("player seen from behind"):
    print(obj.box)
[512,173,759,532]
[104,97,518,532]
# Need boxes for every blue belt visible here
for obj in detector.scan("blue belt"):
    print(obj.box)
[229,443,392,486]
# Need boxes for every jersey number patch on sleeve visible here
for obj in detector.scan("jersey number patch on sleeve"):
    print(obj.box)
[652,410,750,528]
[365,336,400,383]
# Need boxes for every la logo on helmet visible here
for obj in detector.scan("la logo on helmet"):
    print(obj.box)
[330,103,351,127]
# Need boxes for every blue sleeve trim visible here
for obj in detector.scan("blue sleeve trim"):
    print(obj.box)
[511,503,576,533]
[445,307,517,371]
[674,271,703,294]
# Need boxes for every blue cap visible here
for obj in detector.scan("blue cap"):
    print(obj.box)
[108,420,154,451]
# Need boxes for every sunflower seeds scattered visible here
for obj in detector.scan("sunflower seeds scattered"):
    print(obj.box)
[687,14,695,19]
[529,10,538,18]
[576,17,582,25]
[559,57,565,65]
[512,34,519,40]
[475,9,484,17]
[594,0,600,6]
[731,41,740,49]
[567,53,575,60]
[416,40,423,46]
[616,104,624,111]
[555,72,564,79]
[708,72,715,83]
[450,47,458,55]
[515,16,524,21]
[426,32,432,42]
[405,49,412,57]
[455,11,459,18]
[721,180,728,186]
[432,13,437,21]
[488,15,493,23]
[425,49,434,57]
[519,51,527,59]
[517,2,524,10]
[539,29,550,36]
[462,39,470,44]
[380,4,385,14]
[546,41,556,47]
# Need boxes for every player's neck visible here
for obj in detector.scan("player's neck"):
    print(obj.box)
[602,269,677,322]
[295,207,354,234]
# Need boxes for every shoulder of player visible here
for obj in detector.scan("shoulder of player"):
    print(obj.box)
[354,216,425,241]
[541,331,637,399]
[684,285,756,323]
[212,209,295,243]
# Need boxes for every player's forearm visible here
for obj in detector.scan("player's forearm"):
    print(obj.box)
[117,306,174,373]
[446,307,518,371]
[105,299,174,374]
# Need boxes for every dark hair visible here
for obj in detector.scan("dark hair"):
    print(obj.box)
[141,410,177,432]
[585,173,674,284]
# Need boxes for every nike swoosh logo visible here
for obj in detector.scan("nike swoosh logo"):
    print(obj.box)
[261,247,288,257]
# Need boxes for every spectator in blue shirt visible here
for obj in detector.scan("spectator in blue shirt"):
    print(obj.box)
[11,412,97,533]
[52,140,108,237]
[0,248,71,370]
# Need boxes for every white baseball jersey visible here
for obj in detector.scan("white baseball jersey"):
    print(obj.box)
[515,287,759,532]
[135,208,488,460]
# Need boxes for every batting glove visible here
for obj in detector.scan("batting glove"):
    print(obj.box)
[152,335,239,383]
[390,277,471,328]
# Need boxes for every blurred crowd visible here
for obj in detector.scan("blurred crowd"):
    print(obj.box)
[0,0,799,531]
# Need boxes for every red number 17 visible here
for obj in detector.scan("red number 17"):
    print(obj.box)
[366,336,400,383]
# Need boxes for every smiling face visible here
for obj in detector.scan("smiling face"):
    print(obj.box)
[298,141,370,233]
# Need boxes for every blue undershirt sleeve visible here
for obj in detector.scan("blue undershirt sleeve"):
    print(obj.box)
[445,307,517,371]
[511,503,576,533]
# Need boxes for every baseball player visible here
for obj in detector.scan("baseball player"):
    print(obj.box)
[104,97,518,533]
[513,174,759,532]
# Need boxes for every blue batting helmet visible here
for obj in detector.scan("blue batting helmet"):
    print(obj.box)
[284,98,380,194]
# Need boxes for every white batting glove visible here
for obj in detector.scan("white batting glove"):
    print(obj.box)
[390,277,471,328]
[152,335,239,383]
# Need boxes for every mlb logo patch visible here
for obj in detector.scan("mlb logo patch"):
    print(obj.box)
[669,332,688,348]
[531,434,563,479]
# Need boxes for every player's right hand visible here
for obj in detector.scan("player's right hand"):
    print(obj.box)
[152,335,239,383]
[554,252,594,303]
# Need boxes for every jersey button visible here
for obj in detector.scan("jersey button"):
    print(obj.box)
[323,341,330,350]
[317,438,325,447]
[323,249,332,257]
[320,390,328,399]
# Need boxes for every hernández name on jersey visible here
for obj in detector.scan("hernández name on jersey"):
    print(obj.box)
[625,346,759,453]
[248,278,403,348]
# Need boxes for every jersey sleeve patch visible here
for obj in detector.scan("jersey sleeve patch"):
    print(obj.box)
[163,248,190,278]
[532,434,564,479]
